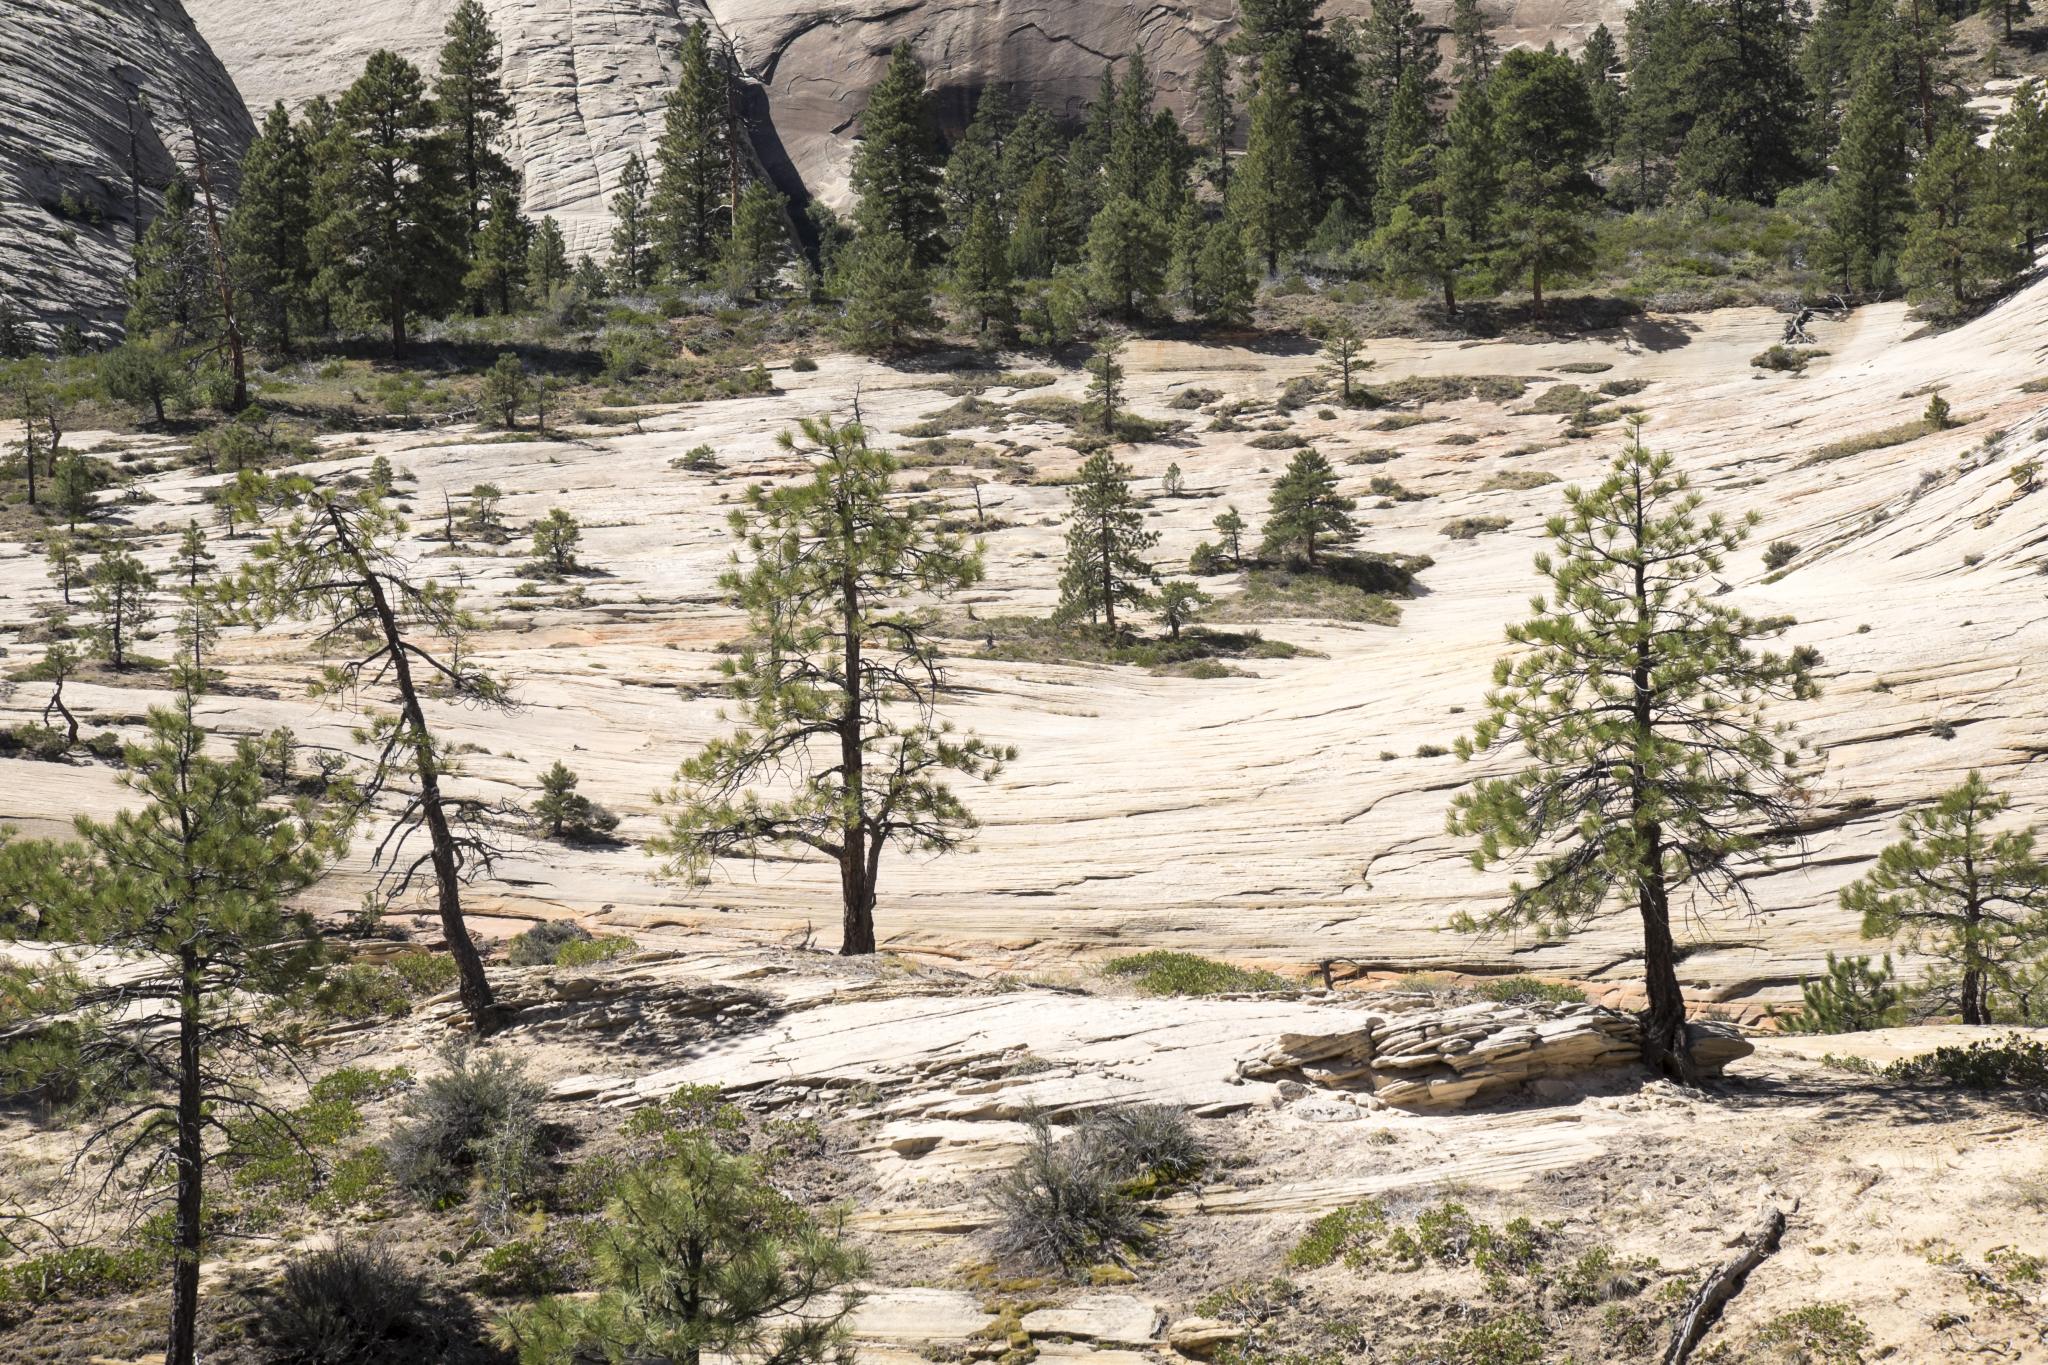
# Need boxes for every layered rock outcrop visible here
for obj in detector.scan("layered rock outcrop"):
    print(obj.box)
[183,0,1628,258]
[1242,999,1755,1109]
[0,0,254,347]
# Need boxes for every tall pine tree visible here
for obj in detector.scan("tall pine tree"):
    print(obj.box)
[609,153,655,289]
[1823,43,1911,295]
[434,0,515,250]
[1490,48,1600,317]
[226,104,314,354]
[651,23,734,282]
[851,44,945,267]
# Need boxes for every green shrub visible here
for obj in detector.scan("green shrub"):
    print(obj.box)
[313,951,458,1020]
[1781,953,1904,1034]
[1289,1200,1389,1269]
[1884,1034,2048,1090]
[474,1219,585,1296]
[1102,950,1290,996]
[789,355,819,372]
[385,1046,549,1215]
[1763,540,1800,570]
[1752,1302,1873,1362]
[0,1243,162,1328]
[1475,976,1585,1006]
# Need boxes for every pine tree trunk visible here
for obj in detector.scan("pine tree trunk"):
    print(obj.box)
[166,947,203,1365]
[1961,898,1987,1023]
[1630,474,1693,1078]
[329,505,497,1030]
[839,564,876,955]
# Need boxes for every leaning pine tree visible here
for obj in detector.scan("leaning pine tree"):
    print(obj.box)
[652,417,1014,956]
[1448,419,1819,1075]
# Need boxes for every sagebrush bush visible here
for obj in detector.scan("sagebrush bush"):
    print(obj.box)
[1077,1104,1206,1184]
[385,1046,548,1215]
[988,1114,1145,1272]
[505,920,592,968]
[257,1243,453,1364]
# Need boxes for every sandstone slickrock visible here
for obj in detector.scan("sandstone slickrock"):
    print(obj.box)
[1242,999,1754,1109]
[0,0,253,345]
[182,0,1630,258]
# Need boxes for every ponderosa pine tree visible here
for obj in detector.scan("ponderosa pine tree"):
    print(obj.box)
[1578,24,1626,162]
[129,176,209,344]
[1490,48,1600,317]
[1840,772,2048,1026]
[1231,0,1371,216]
[1105,53,1167,204]
[651,23,734,282]
[837,231,936,352]
[609,153,655,289]
[720,181,788,301]
[943,86,1013,243]
[1901,124,2025,317]
[1450,0,1501,84]
[652,416,1012,956]
[950,203,1015,335]
[1670,0,1811,202]
[1616,0,1693,206]
[1056,449,1158,633]
[312,50,466,353]
[89,548,155,670]
[100,334,188,426]
[1261,447,1356,565]
[219,474,510,1030]
[1993,80,2048,254]
[1372,70,1437,229]
[434,0,515,249]
[1010,162,1076,280]
[1084,330,1128,436]
[1196,44,1235,188]
[851,44,945,267]
[1193,219,1256,325]
[1448,422,1819,1074]
[0,696,348,1365]
[1320,318,1369,403]
[1823,42,1911,294]
[226,103,314,354]
[1087,195,1167,320]
[1356,0,1446,179]
[1213,505,1247,567]
[467,186,531,314]
[1232,62,1314,272]
[527,215,570,299]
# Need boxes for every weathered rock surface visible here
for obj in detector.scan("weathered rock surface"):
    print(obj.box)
[183,0,1628,257]
[0,0,254,345]
[1242,999,1753,1108]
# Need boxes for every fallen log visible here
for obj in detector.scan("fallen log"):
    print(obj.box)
[1661,1205,1789,1365]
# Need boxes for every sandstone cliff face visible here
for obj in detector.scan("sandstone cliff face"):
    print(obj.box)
[184,0,1626,258]
[0,0,255,347]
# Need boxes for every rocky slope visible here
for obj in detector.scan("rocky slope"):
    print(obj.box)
[4,276,2047,1012]
[0,0,254,348]
[183,0,1627,258]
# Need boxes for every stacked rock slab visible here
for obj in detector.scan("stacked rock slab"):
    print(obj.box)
[1241,998,1754,1110]
[0,0,254,347]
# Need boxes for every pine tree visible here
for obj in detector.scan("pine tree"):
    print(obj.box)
[466,186,532,314]
[1056,450,1158,633]
[89,548,156,669]
[221,474,511,1030]
[851,44,945,267]
[502,1138,864,1364]
[0,697,347,1365]
[312,50,466,353]
[1451,0,1501,84]
[1155,580,1214,639]
[1001,103,1065,209]
[1106,53,1164,204]
[44,531,82,605]
[128,177,208,343]
[1231,0,1372,216]
[1320,318,1369,403]
[651,23,734,282]
[1010,162,1075,280]
[226,103,314,354]
[1261,447,1356,565]
[100,335,190,425]
[434,0,515,249]
[1489,48,1600,317]
[720,182,788,301]
[943,86,1013,243]
[1085,330,1128,437]
[1822,43,1911,294]
[1994,79,2048,254]
[1901,124,2026,316]
[1447,423,1818,1072]
[1357,0,1447,181]
[651,417,1011,956]
[1840,772,2048,1026]
[1578,25,1626,162]
[1087,195,1168,321]
[530,508,582,574]
[950,203,1015,335]
[837,232,936,352]
[608,153,655,289]
[1232,66,1314,273]
[1372,70,1437,229]
[1213,505,1247,567]
[1670,0,1811,202]
[1617,0,1694,206]
[1194,219,1257,326]
[1196,44,1235,188]
[482,351,528,426]
[1443,78,1500,277]
[527,215,569,299]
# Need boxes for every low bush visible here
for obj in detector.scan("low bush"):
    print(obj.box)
[1103,950,1290,996]
[313,951,459,1020]
[1884,1034,2048,1090]
[0,1242,162,1328]
[503,920,628,968]
[988,1114,1148,1272]
[1440,515,1511,540]
[385,1046,549,1216]
[1475,976,1585,1007]
[1751,1302,1873,1362]
[256,1243,468,1365]
[1780,953,1905,1034]
[1078,1104,1206,1186]
[1763,540,1801,570]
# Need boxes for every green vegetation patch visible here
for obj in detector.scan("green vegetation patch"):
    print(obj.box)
[1376,374,1530,405]
[1802,416,1943,465]
[1102,951,1291,997]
